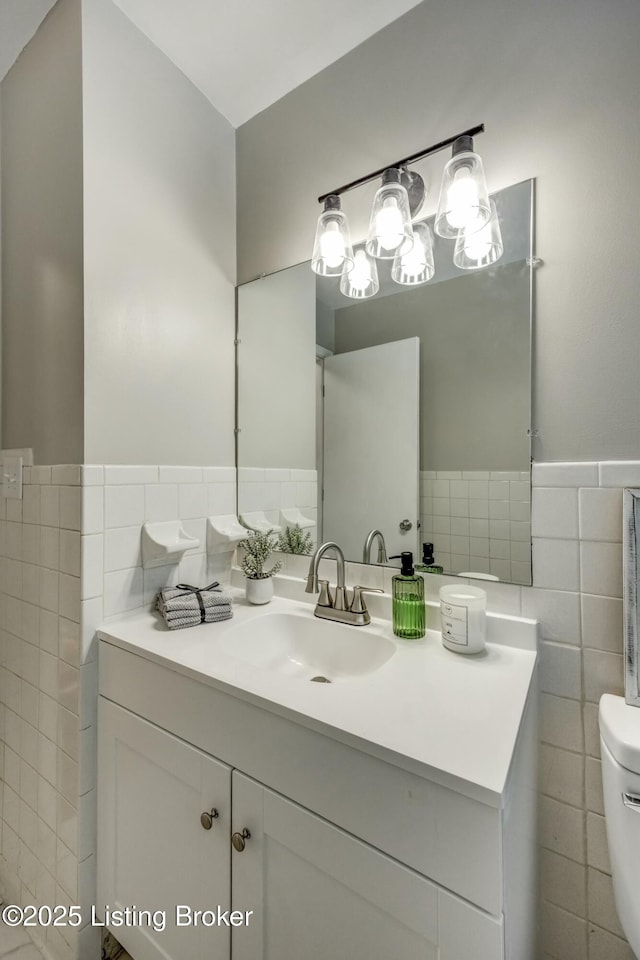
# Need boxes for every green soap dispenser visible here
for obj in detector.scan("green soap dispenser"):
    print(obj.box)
[391,552,426,640]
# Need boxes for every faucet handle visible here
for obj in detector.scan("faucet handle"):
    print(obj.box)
[350,585,384,614]
[317,579,333,608]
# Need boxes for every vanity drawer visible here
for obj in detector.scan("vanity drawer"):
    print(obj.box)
[100,641,503,914]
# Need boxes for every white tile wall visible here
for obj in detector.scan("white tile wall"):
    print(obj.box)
[0,470,83,960]
[421,469,532,583]
[0,463,237,960]
[527,462,634,959]
[88,465,237,622]
[2,458,638,960]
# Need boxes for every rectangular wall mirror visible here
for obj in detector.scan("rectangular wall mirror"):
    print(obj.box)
[236,178,534,585]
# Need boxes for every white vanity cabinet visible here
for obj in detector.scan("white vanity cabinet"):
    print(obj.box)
[98,693,502,960]
[97,625,536,960]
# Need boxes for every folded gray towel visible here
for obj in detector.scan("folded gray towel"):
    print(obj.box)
[160,607,233,630]
[156,581,234,630]
[160,592,232,611]
[158,603,231,623]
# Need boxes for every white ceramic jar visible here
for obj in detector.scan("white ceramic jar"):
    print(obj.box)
[439,584,487,654]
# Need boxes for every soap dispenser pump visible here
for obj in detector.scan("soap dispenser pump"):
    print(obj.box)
[391,551,425,640]
[415,542,444,575]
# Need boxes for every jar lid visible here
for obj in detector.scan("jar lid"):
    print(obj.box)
[439,584,487,603]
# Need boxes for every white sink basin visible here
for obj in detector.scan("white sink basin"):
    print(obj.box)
[221,611,395,681]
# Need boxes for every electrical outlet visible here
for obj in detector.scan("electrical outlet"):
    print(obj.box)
[3,456,23,499]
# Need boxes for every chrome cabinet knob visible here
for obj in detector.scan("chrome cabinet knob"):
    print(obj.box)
[231,828,251,852]
[200,808,219,830]
[399,519,413,531]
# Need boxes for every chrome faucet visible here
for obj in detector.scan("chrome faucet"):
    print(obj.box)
[306,541,382,626]
[363,529,388,565]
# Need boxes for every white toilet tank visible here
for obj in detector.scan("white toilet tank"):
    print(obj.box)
[599,693,640,958]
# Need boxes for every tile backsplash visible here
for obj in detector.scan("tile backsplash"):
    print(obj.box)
[96,465,237,619]
[420,469,532,584]
[237,467,318,542]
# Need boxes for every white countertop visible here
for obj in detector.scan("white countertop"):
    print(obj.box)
[98,588,537,807]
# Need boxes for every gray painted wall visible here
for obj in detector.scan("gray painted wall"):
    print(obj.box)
[334,261,531,471]
[236,0,640,462]
[1,0,84,464]
[82,0,236,465]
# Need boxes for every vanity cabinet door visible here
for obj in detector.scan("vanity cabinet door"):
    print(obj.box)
[230,772,441,960]
[97,699,232,960]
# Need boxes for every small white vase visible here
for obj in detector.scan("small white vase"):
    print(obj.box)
[246,576,274,605]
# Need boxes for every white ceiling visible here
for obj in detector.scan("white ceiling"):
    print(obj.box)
[0,0,422,127]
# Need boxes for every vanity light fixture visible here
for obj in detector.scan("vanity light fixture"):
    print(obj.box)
[311,195,355,277]
[453,198,503,270]
[313,124,501,297]
[391,221,435,286]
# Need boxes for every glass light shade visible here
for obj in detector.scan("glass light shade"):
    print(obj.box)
[391,222,435,285]
[453,199,504,270]
[366,169,414,259]
[434,150,491,239]
[311,197,354,277]
[340,248,379,299]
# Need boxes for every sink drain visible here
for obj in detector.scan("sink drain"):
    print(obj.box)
[310,676,331,683]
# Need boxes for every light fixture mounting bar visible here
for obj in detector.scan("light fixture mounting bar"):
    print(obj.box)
[317,124,485,205]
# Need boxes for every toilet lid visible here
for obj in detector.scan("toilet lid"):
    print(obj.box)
[599,694,640,773]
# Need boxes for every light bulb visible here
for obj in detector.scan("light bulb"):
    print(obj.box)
[446,166,479,229]
[453,198,503,270]
[374,197,404,251]
[340,248,379,299]
[435,143,490,240]
[399,239,423,273]
[391,222,434,286]
[366,170,413,259]
[463,220,492,262]
[319,221,345,269]
[311,196,354,277]
[349,250,373,292]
